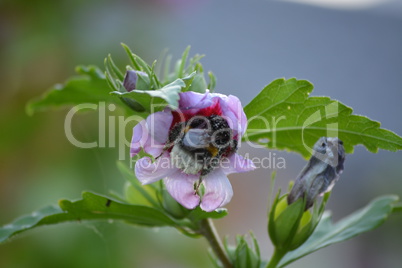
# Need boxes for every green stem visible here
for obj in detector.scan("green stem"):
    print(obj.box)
[199,218,232,268]
[266,248,286,268]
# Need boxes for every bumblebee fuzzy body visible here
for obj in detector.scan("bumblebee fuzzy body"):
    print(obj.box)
[166,115,237,177]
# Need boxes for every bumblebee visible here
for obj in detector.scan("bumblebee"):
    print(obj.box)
[162,114,237,187]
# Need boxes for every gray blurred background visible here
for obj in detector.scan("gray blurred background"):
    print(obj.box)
[0,0,401,267]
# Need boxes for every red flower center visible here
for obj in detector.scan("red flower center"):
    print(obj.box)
[170,98,223,130]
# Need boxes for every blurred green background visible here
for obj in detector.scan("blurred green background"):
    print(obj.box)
[1,0,401,267]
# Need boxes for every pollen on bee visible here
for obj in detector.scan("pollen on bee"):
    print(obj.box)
[207,145,219,157]
[184,125,190,133]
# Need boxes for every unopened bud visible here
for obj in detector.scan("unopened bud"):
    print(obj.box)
[123,70,138,92]
[119,70,149,112]
[268,194,316,250]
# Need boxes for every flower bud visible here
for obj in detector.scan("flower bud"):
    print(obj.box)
[123,70,138,92]
[268,194,319,251]
[119,70,150,112]
[123,69,150,91]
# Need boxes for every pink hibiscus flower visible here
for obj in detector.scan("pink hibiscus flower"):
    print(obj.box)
[130,91,255,212]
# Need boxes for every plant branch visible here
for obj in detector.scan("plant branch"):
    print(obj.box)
[266,248,286,268]
[199,218,232,268]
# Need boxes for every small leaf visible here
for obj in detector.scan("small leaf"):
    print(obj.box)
[208,71,217,91]
[104,61,120,92]
[0,192,177,243]
[244,78,402,158]
[163,54,173,84]
[27,65,115,115]
[188,73,207,93]
[250,232,261,261]
[182,71,196,89]
[155,48,168,81]
[111,78,184,112]
[234,239,249,268]
[150,60,162,88]
[121,43,141,71]
[278,195,399,267]
[177,45,191,78]
[185,53,205,75]
[134,55,156,87]
[233,235,260,268]
[121,44,160,88]
[106,54,124,81]
[187,206,228,222]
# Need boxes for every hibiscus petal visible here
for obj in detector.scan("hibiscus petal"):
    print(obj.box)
[178,91,212,111]
[130,120,148,157]
[164,170,200,210]
[225,95,247,136]
[143,112,173,157]
[135,153,175,184]
[146,112,173,144]
[200,169,233,212]
[223,153,256,175]
[218,100,240,137]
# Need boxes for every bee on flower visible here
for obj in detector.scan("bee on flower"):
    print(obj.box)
[130,89,255,212]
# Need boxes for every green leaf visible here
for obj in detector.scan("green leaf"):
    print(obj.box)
[278,195,399,267]
[121,43,161,88]
[27,65,114,115]
[177,45,190,78]
[0,205,64,243]
[121,43,142,71]
[0,192,176,243]
[106,54,124,81]
[207,71,217,91]
[188,73,208,93]
[250,232,261,262]
[111,78,184,112]
[187,206,228,222]
[117,161,160,207]
[392,203,402,213]
[185,54,205,75]
[232,234,261,268]
[182,71,197,89]
[244,78,402,158]
[59,192,175,226]
[163,54,173,83]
